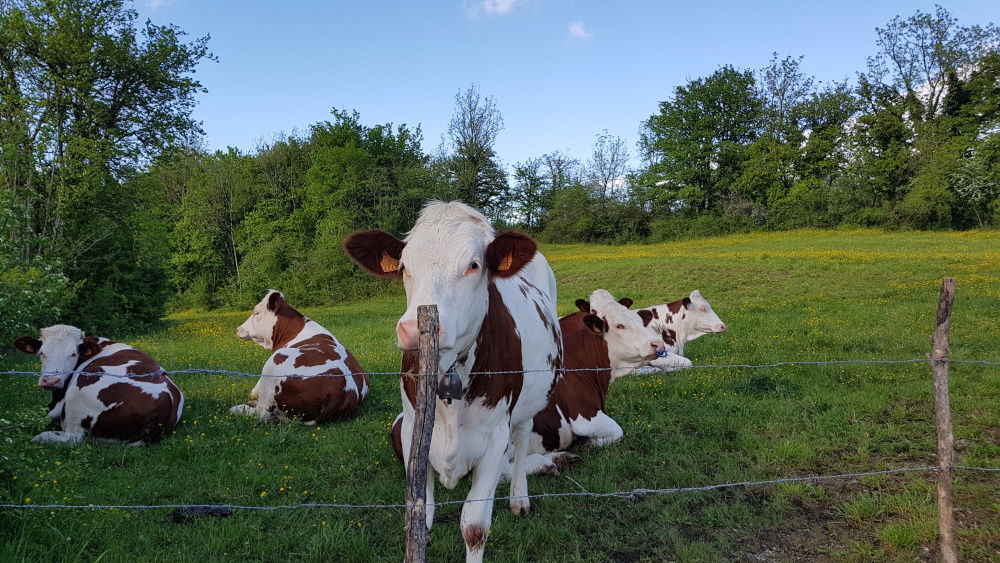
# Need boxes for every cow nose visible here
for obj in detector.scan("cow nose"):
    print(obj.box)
[651,340,667,357]
[38,375,61,389]
[717,323,727,333]
[397,320,419,351]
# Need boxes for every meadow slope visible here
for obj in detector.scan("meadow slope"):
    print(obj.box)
[2,229,999,562]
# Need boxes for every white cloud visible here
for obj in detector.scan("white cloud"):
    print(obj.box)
[146,0,179,9]
[569,21,590,39]
[483,0,517,15]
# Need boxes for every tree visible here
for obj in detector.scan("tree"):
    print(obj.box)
[586,130,631,204]
[0,0,214,332]
[639,65,763,213]
[443,84,508,219]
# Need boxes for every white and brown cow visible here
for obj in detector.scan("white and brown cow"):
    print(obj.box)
[13,325,184,445]
[631,289,727,373]
[344,200,561,563]
[230,290,369,424]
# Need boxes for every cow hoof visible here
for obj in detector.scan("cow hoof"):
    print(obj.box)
[510,500,531,515]
[551,452,582,471]
[536,463,559,477]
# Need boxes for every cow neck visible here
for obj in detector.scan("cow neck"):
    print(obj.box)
[568,330,613,397]
[464,281,523,412]
[270,302,308,351]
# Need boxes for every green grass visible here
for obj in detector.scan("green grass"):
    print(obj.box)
[2,228,1000,561]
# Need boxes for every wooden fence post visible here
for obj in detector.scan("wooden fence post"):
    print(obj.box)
[404,305,439,563]
[930,277,957,563]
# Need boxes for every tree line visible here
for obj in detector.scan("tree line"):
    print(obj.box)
[1,0,999,344]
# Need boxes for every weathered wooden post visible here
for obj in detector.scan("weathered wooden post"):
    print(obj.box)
[404,305,439,563]
[930,277,957,563]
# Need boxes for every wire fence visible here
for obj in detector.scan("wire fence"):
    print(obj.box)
[1,358,998,515]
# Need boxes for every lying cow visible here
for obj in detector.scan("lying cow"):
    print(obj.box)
[13,325,184,445]
[230,290,369,424]
[631,289,727,373]
[345,200,561,563]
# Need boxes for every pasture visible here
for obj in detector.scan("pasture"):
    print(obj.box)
[2,229,999,562]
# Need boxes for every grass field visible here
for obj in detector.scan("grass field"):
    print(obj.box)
[2,229,1000,562]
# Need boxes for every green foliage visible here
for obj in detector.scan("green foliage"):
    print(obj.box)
[0,255,75,352]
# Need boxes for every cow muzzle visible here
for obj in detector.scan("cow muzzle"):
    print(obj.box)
[437,365,463,404]
[38,375,63,390]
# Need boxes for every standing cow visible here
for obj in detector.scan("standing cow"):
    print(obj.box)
[231,290,369,424]
[344,200,561,563]
[13,325,184,445]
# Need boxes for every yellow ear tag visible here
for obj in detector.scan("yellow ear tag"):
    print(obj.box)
[498,253,513,271]
[380,254,400,273]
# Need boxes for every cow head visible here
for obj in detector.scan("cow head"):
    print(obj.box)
[13,325,99,390]
[688,290,727,334]
[586,290,665,377]
[237,290,305,350]
[344,201,538,371]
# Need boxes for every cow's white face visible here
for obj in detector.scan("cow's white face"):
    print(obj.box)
[13,325,86,389]
[588,290,665,366]
[237,290,282,349]
[688,290,727,334]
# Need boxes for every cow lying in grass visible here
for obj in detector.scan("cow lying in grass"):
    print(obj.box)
[230,290,369,424]
[631,289,727,373]
[13,325,184,445]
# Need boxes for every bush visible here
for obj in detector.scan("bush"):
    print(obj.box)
[0,257,75,353]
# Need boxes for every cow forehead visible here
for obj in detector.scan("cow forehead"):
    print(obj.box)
[601,305,645,328]
[40,325,84,349]
[402,221,489,268]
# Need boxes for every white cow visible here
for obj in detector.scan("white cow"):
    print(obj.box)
[230,290,369,424]
[632,289,727,373]
[344,200,561,563]
[13,325,184,445]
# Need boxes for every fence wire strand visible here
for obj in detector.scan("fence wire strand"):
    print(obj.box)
[1,465,998,512]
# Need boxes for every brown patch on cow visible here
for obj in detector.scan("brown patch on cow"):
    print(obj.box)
[463,523,488,552]
[390,416,404,461]
[270,301,308,351]
[465,282,524,413]
[637,309,654,327]
[651,308,659,319]
[400,351,419,409]
[533,302,550,329]
[667,297,692,315]
[273,353,288,365]
[76,373,103,388]
[292,333,341,368]
[532,326,612,452]
[94,382,175,443]
[275,363,363,423]
[559,311,589,334]
[81,416,93,430]
[661,329,677,347]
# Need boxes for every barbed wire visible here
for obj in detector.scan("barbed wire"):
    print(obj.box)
[2,358,998,381]
[1,465,997,512]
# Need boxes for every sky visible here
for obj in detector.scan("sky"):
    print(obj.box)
[134,0,998,171]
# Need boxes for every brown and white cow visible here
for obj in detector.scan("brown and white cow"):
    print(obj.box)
[344,200,561,563]
[230,290,369,424]
[13,325,184,445]
[631,289,727,373]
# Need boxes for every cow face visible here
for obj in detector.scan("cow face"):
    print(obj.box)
[586,290,665,366]
[344,201,538,371]
[237,290,286,349]
[13,325,97,390]
[688,290,727,334]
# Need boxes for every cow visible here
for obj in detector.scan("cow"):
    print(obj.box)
[343,200,561,563]
[230,290,369,424]
[388,289,666,477]
[631,289,727,373]
[12,325,184,445]
[529,289,666,456]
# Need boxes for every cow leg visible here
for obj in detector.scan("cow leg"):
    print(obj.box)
[462,442,506,563]
[648,354,693,370]
[507,421,532,515]
[569,411,624,448]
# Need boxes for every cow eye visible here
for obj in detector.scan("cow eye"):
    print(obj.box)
[700,307,707,313]
[615,324,625,330]
[466,261,480,274]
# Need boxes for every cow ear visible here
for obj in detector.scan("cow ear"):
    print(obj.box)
[582,314,605,334]
[682,297,692,309]
[78,340,101,360]
[267,291,285,312]
[618,297,633,309]
[485,231,537,278]
[13,336,42,355]
[343,230,405,279]
[574,299,590,312]
[637,309,654,327]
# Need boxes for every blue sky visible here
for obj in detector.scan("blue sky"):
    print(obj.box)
[136,1,997,171]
